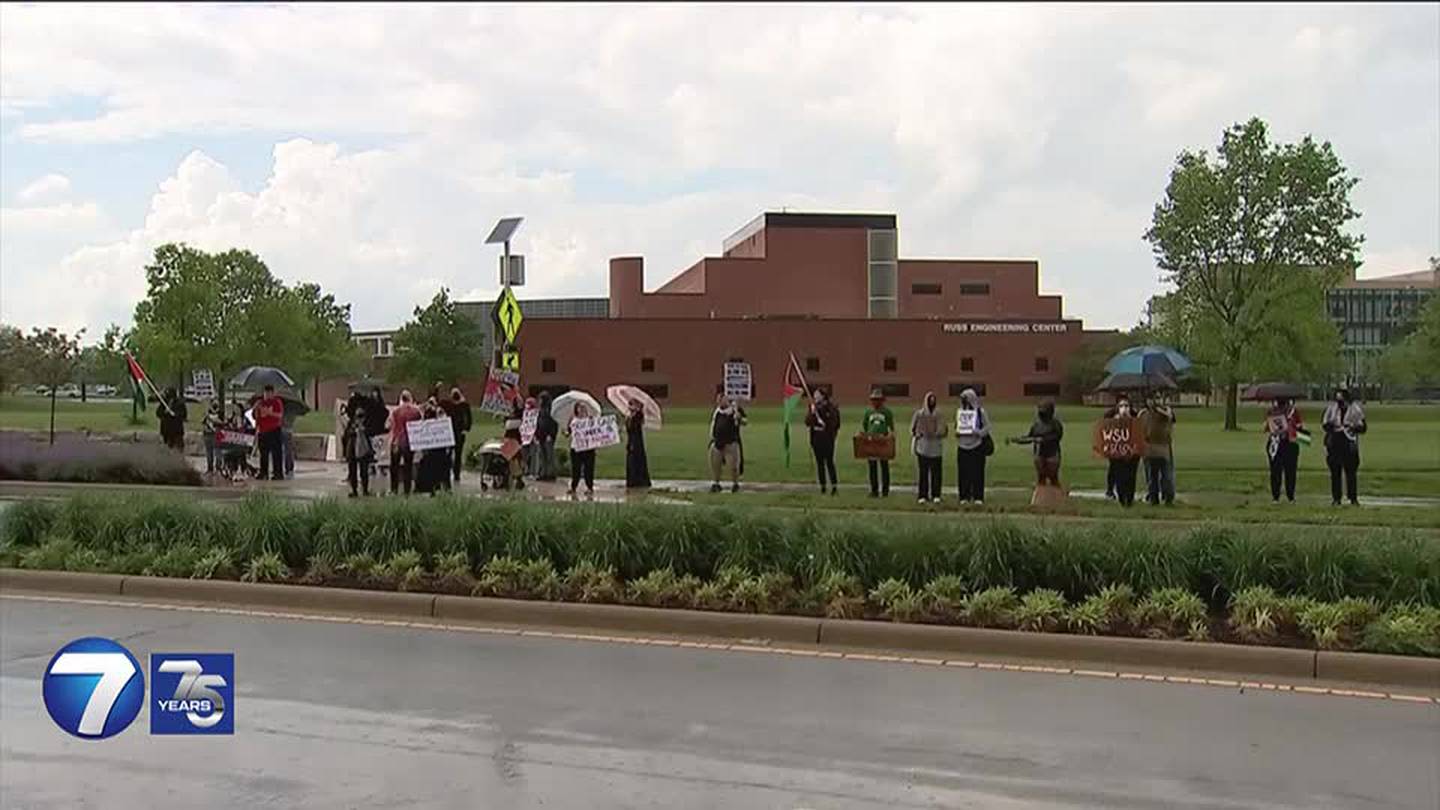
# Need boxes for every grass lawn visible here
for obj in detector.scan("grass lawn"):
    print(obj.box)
[5,395,1436,497]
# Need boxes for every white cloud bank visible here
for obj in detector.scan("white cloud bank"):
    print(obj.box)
[1,3,1435,335]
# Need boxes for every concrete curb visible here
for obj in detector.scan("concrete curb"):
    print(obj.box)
[4,569,1438,691]
[0,481,295,501]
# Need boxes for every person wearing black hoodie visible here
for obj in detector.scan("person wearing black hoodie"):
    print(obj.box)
[535,392,559,482]
[448,387,472,483]
[157,387,188,452]
[1011,401,1064,486]
[805,389,841,495]
[342,392,374,497]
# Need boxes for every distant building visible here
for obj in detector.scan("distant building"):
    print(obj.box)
[1329,266,1438,395]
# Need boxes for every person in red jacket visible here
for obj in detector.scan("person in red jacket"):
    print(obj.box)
[254,384,286,481]
[386,390,423,496]
[1264,397,1308,503]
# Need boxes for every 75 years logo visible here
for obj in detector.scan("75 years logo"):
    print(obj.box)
[150,653,234,734]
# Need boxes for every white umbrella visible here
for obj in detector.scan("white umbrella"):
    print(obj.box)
[550,390,603,427]
[606,385,662,430]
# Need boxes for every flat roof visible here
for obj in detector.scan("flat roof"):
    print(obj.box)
[723,211,897,252]
[1340,268,1438,290]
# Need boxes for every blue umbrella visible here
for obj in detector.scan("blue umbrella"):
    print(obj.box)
[1104,345,1193,377]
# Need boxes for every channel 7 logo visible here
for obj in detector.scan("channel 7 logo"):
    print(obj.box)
[150,653,234,735]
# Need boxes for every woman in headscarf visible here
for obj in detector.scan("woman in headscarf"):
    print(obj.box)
[910,391,946,504]
[954,388,992,504]
[1321,387,1365,506]
[624,399,652,489]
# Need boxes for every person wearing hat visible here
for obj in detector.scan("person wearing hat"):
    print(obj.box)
[861,389,895,497]
[1321,387,1366,506]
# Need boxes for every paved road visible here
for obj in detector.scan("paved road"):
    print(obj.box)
[2,598,1437,809]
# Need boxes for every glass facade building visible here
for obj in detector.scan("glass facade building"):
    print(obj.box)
[1326,268,1437,394]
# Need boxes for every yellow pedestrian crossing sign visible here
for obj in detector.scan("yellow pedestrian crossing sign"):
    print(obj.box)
[500,348,520,371]
[494,286,524,344]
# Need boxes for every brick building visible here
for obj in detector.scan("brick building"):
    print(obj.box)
[326,211,1097,407]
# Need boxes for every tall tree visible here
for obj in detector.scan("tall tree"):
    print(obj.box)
[22,327,83,443]
[1378,275,1440,393]
[0,323,25,395]
[387,288,486,390]
[1145,117,1362,429]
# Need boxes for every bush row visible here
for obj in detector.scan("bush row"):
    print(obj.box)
[0,434,201,486]
[4,493,1439,609]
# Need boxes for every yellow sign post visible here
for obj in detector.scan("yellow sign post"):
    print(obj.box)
[494,286,524,345]
[500,348,521,371]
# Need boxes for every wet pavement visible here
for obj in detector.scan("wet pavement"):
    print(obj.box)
[4,597,1438,809]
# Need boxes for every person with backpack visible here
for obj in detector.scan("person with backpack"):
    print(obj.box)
[805,389,841,495]
[910,391,946,504]
[1264,396,1308,503]
[954,388,992,504]
[709,394,743,493]
[861,389,895,497]
[1321,387,1366,506]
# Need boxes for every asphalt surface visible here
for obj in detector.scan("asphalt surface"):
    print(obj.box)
[2,598,1437,809]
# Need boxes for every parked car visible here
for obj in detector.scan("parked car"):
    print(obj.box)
[93,384,118,397]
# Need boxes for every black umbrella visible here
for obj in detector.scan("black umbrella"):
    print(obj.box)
[1242,382,1306,401]
[247,388,311,419]
[1095,372,1177,392]
[230,366,295,391]
[348,376,386,397]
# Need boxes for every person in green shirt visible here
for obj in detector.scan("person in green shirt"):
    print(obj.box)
[862,389,895,497]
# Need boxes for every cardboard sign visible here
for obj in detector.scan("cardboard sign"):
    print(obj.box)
[1265,415,1288,436]
[407,417,456,452]
[569,415,622,452]
[853,432,896,460]
[723,362,752,402]
[214,429,255,448]
[1092,417,1145,460]
[520,407,539,446]
[191,369,215,400]
[479,366,522,415]
[913,411,942,438]
[956,409,979,436]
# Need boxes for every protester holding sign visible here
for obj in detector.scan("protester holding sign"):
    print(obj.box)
[342,393,374,497]
[566,401,599,498]
[910,391,946,504]
[386,390,423,496]
[1262,397,1307,503]
[805,389,841,495]
[861,390,896,498]
[1322,388,1366,506]
[625,400,652,489]
[1095,396,1142,507]
[954,388,991,504]
[414,399,454,495]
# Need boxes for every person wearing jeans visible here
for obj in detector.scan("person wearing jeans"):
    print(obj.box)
[1138,396,1176,505]
[954,388,990,504]
[911,391,946,504]
[1322,388,1365,506]
[254,384,285,481]
[861,390,895,497]
[805,389,841,494]
[386,390,422,496]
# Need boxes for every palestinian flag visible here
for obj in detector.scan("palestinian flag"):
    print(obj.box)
[125,352,170,414]
[781,352,808,467]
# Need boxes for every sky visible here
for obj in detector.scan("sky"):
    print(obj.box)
[2,3,1437,339]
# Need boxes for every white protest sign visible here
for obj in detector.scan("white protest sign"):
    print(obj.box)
[406,417,456,452]
[191,369,215,400]
[723,362,752,402]
[214,429,255,448]
[569,414,621,452]
[956,409,978,436]
[520,407,539,446]
[480,366,521,415]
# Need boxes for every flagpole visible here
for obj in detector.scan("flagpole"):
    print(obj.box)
[127,353,175,416]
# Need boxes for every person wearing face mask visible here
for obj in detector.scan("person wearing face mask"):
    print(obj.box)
[1264,396,1307,503]
[954,388,992,504]
[805,389,841,495]
[861,389,896,498]
[1137,393,1177,506]
[1321,387,1366,506]
[910,391,947,504]
[1102,395,1141,507]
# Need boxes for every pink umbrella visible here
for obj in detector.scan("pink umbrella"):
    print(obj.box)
[605,385,662,430]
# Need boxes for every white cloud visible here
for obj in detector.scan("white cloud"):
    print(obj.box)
[15,173,71,203]
[0,3,1436,333]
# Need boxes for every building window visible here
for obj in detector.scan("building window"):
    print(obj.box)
[868,228,898,319]
[640,357,655,373]
[637,384,669,400]
[873,382,910,398]
[1024,383,1061,397]
[726,356,745,364]
[805,356,820,372]
[883,356,898,372]
[1034,356,1050,372]
[911,282,942,295]
[541,357,557,373]
[959,283,991,296]
[948,382,987,398]
[961,357,975,372]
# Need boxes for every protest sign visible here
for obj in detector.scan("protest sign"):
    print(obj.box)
[407,417,456,452]
[956,409,978,435]
[520,407,539,445]
[214,429,255,448]
[480,366,521,415]
[723,362,752,402]
[191,369,215,400]
[569,415,621,452]
[1092,417,1145,460]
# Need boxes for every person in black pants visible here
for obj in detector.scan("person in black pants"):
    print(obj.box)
[954,388,991,504]
[805,390,841,494]
[566,402,597,497]
[1321,388,1365,506]
[1103,396,1140,507]
[1263,397,1305,503]
[910,391,946,504]
[447,387,472,482]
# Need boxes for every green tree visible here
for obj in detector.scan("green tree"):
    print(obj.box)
[1063,328,1148,400]
[255,282,366,400]
[1145,117,1362,429]
[22,327,83,443]
[1379,280,1440,393]
[388,288,486,390]
[0,323,25,395]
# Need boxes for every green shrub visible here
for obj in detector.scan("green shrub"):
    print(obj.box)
[1358,606,1440,657]
[692,581,728,611]
[1298,598,1381,650]
[241,551,288,583]
[341,551,378,579]
[379,549,426,591]
[1228,586,1286,643]
[729,572,794,613]
[0,498,56,547]
[192,547,235,580]
[475,556,560,600]
[562,561,622,604]
[19,535,75,571]
[626,568,701,608]
[299,552,339,585]
[1015,589,1067,632]
[805,571,867,619]
[1067,597,1108,635]
[922,575,968,622]
[433,550,473,579]
[963,586,1019,629]
[1133,588,1209,640]
[143,545,203,579]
